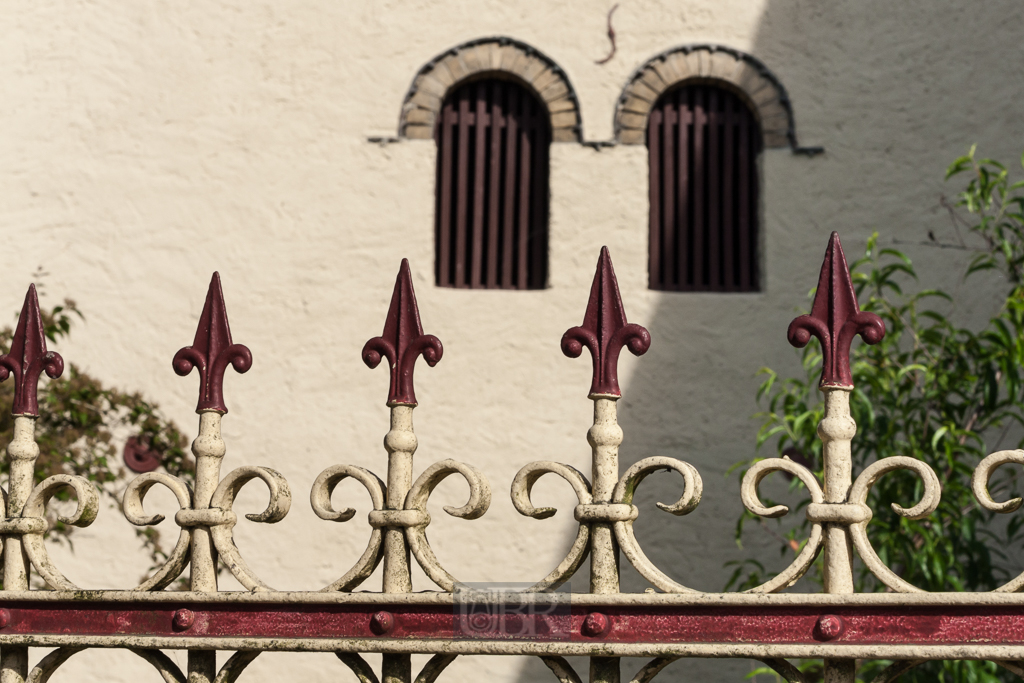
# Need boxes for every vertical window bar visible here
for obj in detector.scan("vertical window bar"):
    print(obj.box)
[738,108,752,291]
[516,94,533,290]
[691,87,706,289]
[676,90,690,291]
[530,118,550,289]
[721,95,735,291]
[662,98,677,289]
[707,88,721,291]
[486,83,503,288]
[471,86,488,288]
[436,101,456,287]
[648,108,662,289]
[454,90,472,288]
[501,86,519,289]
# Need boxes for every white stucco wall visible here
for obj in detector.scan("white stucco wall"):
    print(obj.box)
[4,1,1024,681]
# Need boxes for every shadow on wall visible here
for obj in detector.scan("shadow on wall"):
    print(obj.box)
[519,1,1024,681]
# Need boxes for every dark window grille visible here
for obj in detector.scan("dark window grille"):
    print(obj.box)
[435,78,550,289]
[647,83,762,292]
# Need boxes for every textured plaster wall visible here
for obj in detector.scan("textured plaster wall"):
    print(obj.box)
[4,1,1024,681]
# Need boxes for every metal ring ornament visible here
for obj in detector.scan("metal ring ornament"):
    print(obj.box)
[611,457,703,593]
[310,464,387,592]
[21,474,101,590]
[971,449,1024,591]
[123,472,194,591]
[404,458,492,591]
[847,456,941,593]
[511,461,593,591]
[207,465,292,592]
[739,457,826,593]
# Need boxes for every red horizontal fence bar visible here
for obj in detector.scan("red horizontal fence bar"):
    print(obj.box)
[3,601,1024,647]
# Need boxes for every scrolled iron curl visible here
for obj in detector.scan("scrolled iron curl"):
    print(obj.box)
[404,458,492,591]
[739,457,826,593]
[310,464,387,592]
[21,474,101,590]
[611,456,703,593]
[206,465,292,592]
[511,461,593,591]
[122,472,194,591]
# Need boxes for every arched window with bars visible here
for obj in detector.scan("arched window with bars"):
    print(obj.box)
[434,78,550,290]
[647,83,762,292]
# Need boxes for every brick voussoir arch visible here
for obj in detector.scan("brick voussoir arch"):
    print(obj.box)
[400,37,582,143]
[615,44,822,156]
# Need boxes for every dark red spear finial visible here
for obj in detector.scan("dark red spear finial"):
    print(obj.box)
[0,285,64,416]
[173,273,252,414]
[562,247,651,398]
[787,232,885,388]
[362,259,443,407]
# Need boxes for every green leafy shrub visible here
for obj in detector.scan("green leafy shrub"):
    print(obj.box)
[730,148,1024,683]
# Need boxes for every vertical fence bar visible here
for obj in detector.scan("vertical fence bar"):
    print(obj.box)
[589,396,622,683]
[381,404,416,683]
[1,417,37,683]
[661,102,677,290]
[188,410,225,683]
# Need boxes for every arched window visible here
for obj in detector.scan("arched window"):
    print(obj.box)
[646,84,762,292]
[434,78,550,290]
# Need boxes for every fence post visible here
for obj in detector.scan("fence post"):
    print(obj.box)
[172,273,253,683]
[363,259,443,683]
[787,233,886,683]
[562,248,651,683]
[0,286,63,683]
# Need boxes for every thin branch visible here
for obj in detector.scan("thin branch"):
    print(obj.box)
[595,4,619,65]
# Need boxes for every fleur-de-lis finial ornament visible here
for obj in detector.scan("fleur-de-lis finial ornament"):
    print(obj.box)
[173,273,253,413]
[562,247,651,397]
[362,259,443,406]
[788,232,886,388]
[0,285,64,416]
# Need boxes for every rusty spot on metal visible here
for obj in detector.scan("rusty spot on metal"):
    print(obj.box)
[581,612,610,637]
[363,260,443,407]
[369,611,395,635]
[562,247,650,397]
[172,273,252,414]
[0,609,10,629]
[0,284,64,416]
[815,614,844,641]
[172,609,195,632]
[787,232,885,388]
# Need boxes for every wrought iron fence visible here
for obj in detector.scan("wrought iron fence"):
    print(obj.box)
[0,233,1022,683]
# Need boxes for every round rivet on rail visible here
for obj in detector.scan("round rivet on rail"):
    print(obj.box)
[581,612,610,637]
[370,611,395,635]
[172,608,195,632]
[816,614,844,641]
[0,609,10,629]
